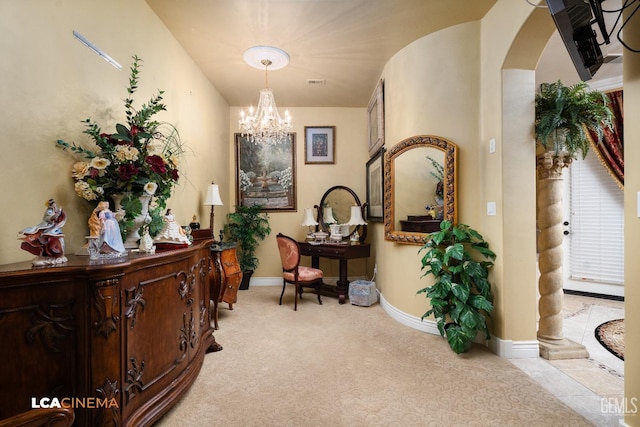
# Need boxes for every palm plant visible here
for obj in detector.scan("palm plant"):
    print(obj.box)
[535,80,612,159]
[224,204,271,272]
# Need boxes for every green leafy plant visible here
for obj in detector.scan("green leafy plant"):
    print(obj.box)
[224,204,271,272]
[56,55,185,237]
[418,220,496,354]
[535,80,612,159]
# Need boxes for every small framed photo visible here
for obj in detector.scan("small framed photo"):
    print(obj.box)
[304,126,335,164]
[366,147,385,222]
[367,79,384,158]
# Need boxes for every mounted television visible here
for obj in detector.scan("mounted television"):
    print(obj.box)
[546,0,606,81]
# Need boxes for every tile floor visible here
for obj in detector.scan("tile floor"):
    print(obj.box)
[510,292,625,427]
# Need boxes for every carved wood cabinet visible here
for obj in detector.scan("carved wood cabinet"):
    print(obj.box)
[210,243,242,330]
[0,239,216,426]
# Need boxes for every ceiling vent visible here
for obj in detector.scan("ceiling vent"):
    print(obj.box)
[307,79,326,85]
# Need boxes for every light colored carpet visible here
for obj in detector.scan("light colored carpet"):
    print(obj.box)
[157,286,592,427]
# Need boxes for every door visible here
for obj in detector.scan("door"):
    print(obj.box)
[563,151,624,297]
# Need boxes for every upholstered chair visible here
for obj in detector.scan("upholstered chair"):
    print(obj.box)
[276,233,323,310]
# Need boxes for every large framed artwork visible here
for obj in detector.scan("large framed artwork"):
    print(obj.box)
[234,133,297,211]
[366,147,385,221]
[367,79,384,158]
[304,126,335,164]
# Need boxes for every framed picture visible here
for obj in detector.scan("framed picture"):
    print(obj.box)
[304,126,335,164]
[366,147,385,221]
[234,133,297,212]
[367,79,384,158]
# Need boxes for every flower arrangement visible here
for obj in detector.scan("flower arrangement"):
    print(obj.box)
[57,55,185,236]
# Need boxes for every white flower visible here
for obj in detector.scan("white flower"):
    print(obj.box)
[90,157,111,170]
[144,181,158,195]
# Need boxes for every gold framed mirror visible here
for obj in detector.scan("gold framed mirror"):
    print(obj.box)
[384,135,458,244]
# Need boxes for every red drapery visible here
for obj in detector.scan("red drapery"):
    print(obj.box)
[588,89,624,188]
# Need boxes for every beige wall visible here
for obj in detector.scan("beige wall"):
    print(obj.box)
[624,8,640,426]
[0,0,230,264]
[228,107,369,280]
[377,21,483,321]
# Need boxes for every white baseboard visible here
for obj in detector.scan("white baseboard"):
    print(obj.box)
[247,277,281,287]
[248,276,366,287]
[249,278,540,359]
[378,293,539,359]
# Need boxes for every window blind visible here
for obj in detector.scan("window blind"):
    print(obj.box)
[568,152,624,285]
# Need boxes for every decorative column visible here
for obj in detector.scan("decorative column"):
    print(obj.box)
[536,152,588,360]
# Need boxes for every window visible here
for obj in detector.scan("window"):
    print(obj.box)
[568,152,624,285]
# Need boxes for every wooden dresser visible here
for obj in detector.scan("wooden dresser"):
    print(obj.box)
[0,239,217,426]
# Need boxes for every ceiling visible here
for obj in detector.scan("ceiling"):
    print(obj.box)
[145,0,624,109]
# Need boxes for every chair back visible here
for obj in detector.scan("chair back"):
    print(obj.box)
[276,233,300,272]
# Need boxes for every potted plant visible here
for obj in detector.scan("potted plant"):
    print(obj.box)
[57,55,185,243]
[418,220,496,354]
[224,204,271,289]
[535,80,612,159]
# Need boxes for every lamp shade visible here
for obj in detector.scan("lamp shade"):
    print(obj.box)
[204,183,224,206]
[346,206,367,226]
[301,207,318,227]
[323,207,337,224]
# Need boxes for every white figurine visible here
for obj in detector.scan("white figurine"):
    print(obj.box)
[153,209,192,246]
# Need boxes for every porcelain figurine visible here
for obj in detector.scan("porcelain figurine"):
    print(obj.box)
[89,204,126,258]
[17,198,68,266]
[153,209,192,246]
[138,227,156,253]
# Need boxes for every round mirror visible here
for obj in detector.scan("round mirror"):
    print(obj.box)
[317,185,364,238]
[384,135,457,244]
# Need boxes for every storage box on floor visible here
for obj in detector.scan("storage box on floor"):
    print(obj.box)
[348,280,378,306]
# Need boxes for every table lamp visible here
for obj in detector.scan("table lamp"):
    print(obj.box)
[204,182,224,240]
[301,207,319,241]
[347,205,367,243]
[323,207,337,225]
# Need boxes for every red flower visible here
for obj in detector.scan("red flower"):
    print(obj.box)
[118,164,141,181]
[146,155,167,174]
[170,169,179,181]
[89,168,100,178]
[130,125,141,138]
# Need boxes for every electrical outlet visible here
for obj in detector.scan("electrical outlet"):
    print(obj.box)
[489,138,496,153]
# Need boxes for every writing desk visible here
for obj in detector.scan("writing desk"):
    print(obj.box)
[298,241,370,304]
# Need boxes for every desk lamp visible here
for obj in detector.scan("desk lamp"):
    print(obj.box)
[204,182,224,240]
[301,207,319,241]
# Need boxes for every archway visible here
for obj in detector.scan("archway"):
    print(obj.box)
[500,4,587,359]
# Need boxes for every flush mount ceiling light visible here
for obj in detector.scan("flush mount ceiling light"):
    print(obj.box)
[238,46,292,145]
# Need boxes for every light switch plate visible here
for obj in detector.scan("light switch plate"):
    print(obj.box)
[489,138,496,154]
[487,202,497,216]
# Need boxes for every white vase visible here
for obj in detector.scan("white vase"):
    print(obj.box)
[111,193,152,249]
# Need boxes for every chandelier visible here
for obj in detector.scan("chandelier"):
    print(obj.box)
[239,46,292,144]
